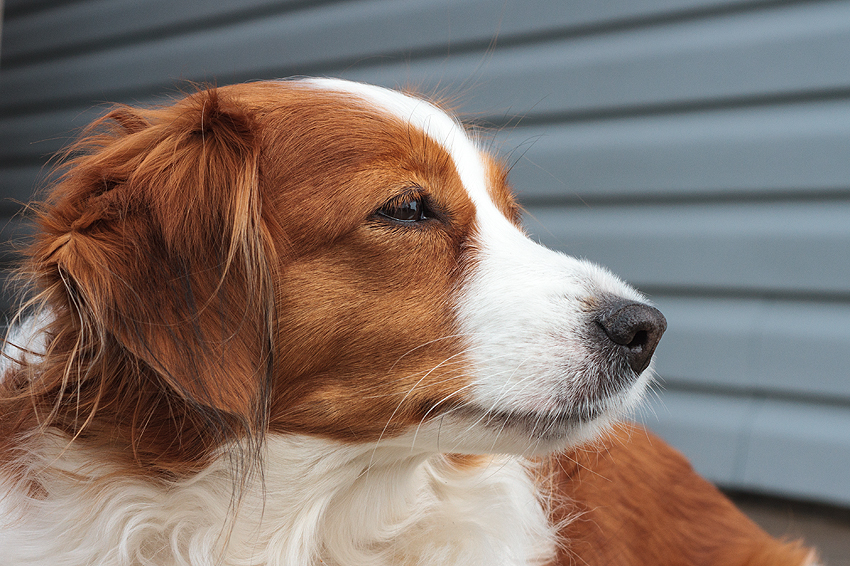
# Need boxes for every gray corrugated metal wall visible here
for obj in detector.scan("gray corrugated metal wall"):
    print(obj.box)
[2,0,849,506]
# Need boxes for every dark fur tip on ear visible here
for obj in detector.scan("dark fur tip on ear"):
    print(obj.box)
[192,88,255,144]
[107,106,151,134]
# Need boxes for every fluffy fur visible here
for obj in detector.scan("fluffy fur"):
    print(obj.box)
[0,79,816,565]
[0,429,553,565]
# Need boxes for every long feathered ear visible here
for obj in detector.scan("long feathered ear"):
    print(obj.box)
[31,88,276,427]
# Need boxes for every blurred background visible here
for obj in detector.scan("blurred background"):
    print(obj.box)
[1,0,849,561]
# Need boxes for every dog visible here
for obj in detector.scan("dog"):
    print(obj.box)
[0,78,817,565]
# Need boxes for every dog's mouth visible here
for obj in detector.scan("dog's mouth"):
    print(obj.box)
[430,370,649,451]
[462,363,646,434]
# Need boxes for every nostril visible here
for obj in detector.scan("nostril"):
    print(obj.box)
[627,329,648,350]
[596,301,667,374]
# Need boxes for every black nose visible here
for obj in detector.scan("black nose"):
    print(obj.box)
[596,301,667,374]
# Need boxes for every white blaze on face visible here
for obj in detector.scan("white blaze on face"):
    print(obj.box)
[299,78,651,453]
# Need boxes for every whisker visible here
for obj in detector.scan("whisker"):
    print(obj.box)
[367,348,477,472]
[387,333,469,373]
[409,380,482,448]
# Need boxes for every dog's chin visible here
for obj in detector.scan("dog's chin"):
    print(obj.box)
[466,403,623,456]
[389,399,625,457]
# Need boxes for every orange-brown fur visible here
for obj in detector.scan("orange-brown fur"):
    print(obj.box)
[550,423,817,565]
[481,153,524,226]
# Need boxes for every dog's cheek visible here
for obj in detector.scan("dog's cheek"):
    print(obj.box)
[268,231,472,439]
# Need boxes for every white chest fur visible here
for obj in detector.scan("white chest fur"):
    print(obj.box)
[0,434,556,566]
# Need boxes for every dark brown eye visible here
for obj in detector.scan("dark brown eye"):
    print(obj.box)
[377,195,429,223]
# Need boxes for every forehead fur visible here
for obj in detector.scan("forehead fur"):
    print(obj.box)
[298,80,490,202]
[290,79,521,226]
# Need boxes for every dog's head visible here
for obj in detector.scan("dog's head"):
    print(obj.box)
[6,79,664,473]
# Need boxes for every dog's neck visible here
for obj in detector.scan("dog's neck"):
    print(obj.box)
[1,430,556,565]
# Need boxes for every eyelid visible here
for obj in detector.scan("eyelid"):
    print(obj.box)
[373,186,452,228]
[393,187,427,204]
[384,190,423,209]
